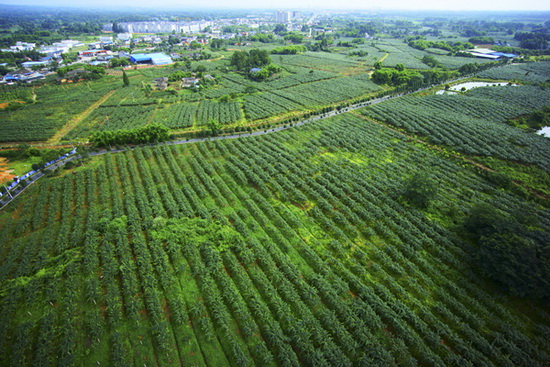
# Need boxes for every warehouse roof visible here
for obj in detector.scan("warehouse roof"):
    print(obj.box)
[130,53,172,64]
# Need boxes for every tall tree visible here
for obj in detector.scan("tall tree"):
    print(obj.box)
[122,70,129,87]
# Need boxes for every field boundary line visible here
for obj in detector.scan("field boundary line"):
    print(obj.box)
[46,89,116,144]
[350,111,549,201]
[378,53,389,63]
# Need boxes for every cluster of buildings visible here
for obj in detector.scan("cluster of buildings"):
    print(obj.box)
[0,10,313,84]
[1,39,84,69]
[1,41,36,52]
[104,20,213,34]
[2,70,45,83]
[276,10,303,24]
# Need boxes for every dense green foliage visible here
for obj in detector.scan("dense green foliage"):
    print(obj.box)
[57,64,106,81]
[90,123,170,147]
[371,67,424,87]
[463,203,550,298]
[468,36,495,44]
[402,173,438,208]
[508,106,550,130]
[230,49,271,72]
[514,32,550,49]
[0,50,45,68]
[122,70,130,87]
[270,45,307,55]
[406,36,473,52]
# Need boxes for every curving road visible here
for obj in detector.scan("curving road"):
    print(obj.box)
[0,75,477,211]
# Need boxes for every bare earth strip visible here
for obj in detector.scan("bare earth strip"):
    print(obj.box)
[47,89,116,144]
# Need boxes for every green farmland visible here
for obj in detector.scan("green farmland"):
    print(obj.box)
[1,110,549,365]
[1,7,550,367]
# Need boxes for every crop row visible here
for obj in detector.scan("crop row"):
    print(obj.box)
[272,75,380,106]
[361,86,550,169]
[476,61,550,84]
[0,81,114,142]
[0,113,549,366]
[243,92,303,120]
[153,102,198,128]
[196,100,242,125]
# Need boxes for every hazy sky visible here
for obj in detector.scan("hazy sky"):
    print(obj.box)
[2,0,549,11]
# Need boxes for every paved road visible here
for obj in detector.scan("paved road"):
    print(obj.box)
[0,75,476,210]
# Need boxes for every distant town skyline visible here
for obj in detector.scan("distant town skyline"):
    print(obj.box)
[1,0,549,11]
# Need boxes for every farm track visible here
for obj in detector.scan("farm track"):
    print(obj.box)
[46,89,116,144]
[378,52,389,63]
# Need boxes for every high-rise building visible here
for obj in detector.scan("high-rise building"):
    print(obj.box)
[276,10,291,23]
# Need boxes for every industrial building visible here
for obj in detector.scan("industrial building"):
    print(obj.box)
[129,53,172,65]
[21,60,51,69]
[467,48,517,60]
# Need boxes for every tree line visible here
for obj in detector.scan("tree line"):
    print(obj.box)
[90,123,170,147]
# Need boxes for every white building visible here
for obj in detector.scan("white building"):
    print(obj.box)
[1,42,36,52]
[117,33,133,41]
[57,40,81,48]
[276,10,291,24]
[99,36,113,45]
[40,46,66,58]
[115,21,213,34]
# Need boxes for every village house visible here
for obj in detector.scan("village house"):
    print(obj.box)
[181,77,200,88]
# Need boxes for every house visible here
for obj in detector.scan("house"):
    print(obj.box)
[181,77,200,88]
[117,33,133,42]
[250,67,262,73]
[21,60,51,69]
[9,42,36,51]
[40,46,66,58]
[154,77,168,90]
[58,69,90,82]
[78,50,109,60]
[3,71,45,83]
[96,55,114,61]
[99,36,113,45]
[89,61,109,66]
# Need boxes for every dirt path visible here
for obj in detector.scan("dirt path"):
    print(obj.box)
[46,89,116,144]
[0,157,15,185]
[207,55,224,62]
[378,53,389,63]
